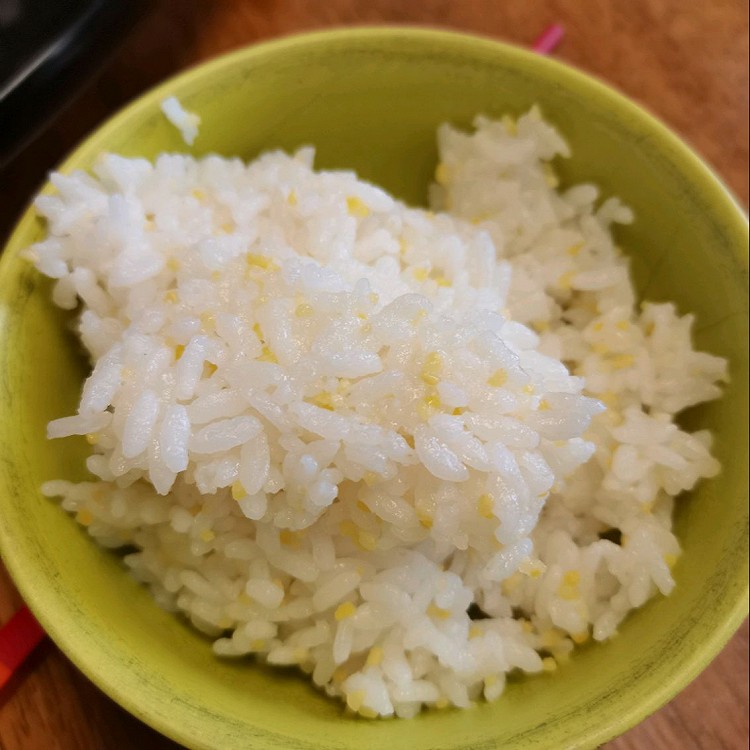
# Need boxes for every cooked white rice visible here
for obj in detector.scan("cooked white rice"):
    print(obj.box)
[160,96,201,146]
[26,108,726,718]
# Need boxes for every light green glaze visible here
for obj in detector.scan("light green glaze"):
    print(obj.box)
[0,28,747,750]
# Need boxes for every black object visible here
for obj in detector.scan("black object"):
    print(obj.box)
[0,0,149,168]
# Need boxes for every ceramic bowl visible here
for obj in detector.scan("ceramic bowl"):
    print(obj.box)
[0,28,747,750]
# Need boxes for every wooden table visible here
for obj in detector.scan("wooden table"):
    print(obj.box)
[0,2,747,748]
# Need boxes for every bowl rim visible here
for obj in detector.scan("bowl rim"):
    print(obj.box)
[0,25,747,750]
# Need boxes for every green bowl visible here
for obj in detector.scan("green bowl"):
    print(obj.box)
[0,28,747,750]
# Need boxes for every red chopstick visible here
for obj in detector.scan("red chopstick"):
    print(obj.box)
[532,23,565,55]
[0,606,46,689]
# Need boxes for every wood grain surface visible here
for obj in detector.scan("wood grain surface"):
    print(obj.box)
[0,1,747,748]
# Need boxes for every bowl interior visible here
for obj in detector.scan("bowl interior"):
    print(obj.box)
[0,29,747,750]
